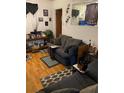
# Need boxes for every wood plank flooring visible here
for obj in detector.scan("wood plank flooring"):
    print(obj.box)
[26,52,65,93]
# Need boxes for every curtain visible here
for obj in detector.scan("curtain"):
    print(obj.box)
[26,2,38,15]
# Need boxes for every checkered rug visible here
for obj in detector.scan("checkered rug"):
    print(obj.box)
[40,68,73,88]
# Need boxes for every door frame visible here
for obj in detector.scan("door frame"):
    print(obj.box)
[55,9,62,38]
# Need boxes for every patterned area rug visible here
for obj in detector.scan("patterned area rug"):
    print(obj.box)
[40,68,73,88]
[40,56,59,68]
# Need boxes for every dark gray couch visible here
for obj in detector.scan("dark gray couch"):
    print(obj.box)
[41,59,98,93]
[53,35,83,65]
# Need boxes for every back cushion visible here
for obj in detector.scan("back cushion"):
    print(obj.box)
[54,37,61,45]
[85,60,98,82]
[60,35,72,48]
[64,38,82,51]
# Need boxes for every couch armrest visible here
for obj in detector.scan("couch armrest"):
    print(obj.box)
[68,46,78,56]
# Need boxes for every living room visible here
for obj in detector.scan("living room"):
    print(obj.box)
[26,0,98,93]
[1,0,124,93]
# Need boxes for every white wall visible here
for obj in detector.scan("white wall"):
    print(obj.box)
[26,0,53,34]
[52,0,98,47]
[26,0,98,47]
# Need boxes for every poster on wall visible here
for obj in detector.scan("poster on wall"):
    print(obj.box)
[45,21,48,26]
[38,17,43,22]
[49,18,52,21]
[43,9,48,16]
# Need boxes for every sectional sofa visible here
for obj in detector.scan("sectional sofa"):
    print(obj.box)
[38,58,98,93]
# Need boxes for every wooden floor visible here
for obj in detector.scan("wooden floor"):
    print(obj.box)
[26,52,65,93]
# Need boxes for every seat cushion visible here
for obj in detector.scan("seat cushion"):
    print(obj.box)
[60,35,72,48]
[54,54,70,65]
[55,48,70,58]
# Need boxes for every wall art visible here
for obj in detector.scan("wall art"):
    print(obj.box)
[38,17,43,22]
[66,4,70,14]
[45,21,48,26]
[49,18,52,21]
[43,9,48,16]
[65,16,70,23]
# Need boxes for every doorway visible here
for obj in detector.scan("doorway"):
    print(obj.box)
[56,9,62,37]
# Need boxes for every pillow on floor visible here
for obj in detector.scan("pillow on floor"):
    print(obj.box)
[51,88,79,93]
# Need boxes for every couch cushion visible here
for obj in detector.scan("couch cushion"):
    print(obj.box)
[51,88,79,93]
[54,37,61,45]
[60,35,72,48]
[85,60,98,82]
[54,54,70,65]
[64,38,82,52]
[55,48,70,58]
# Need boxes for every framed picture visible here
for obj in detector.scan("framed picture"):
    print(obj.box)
[43,9,48,16]
[45,21,48,26]
[49,18,52,21]
[38,17,43,22]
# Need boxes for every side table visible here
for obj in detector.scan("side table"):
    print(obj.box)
[48,45,60,60]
